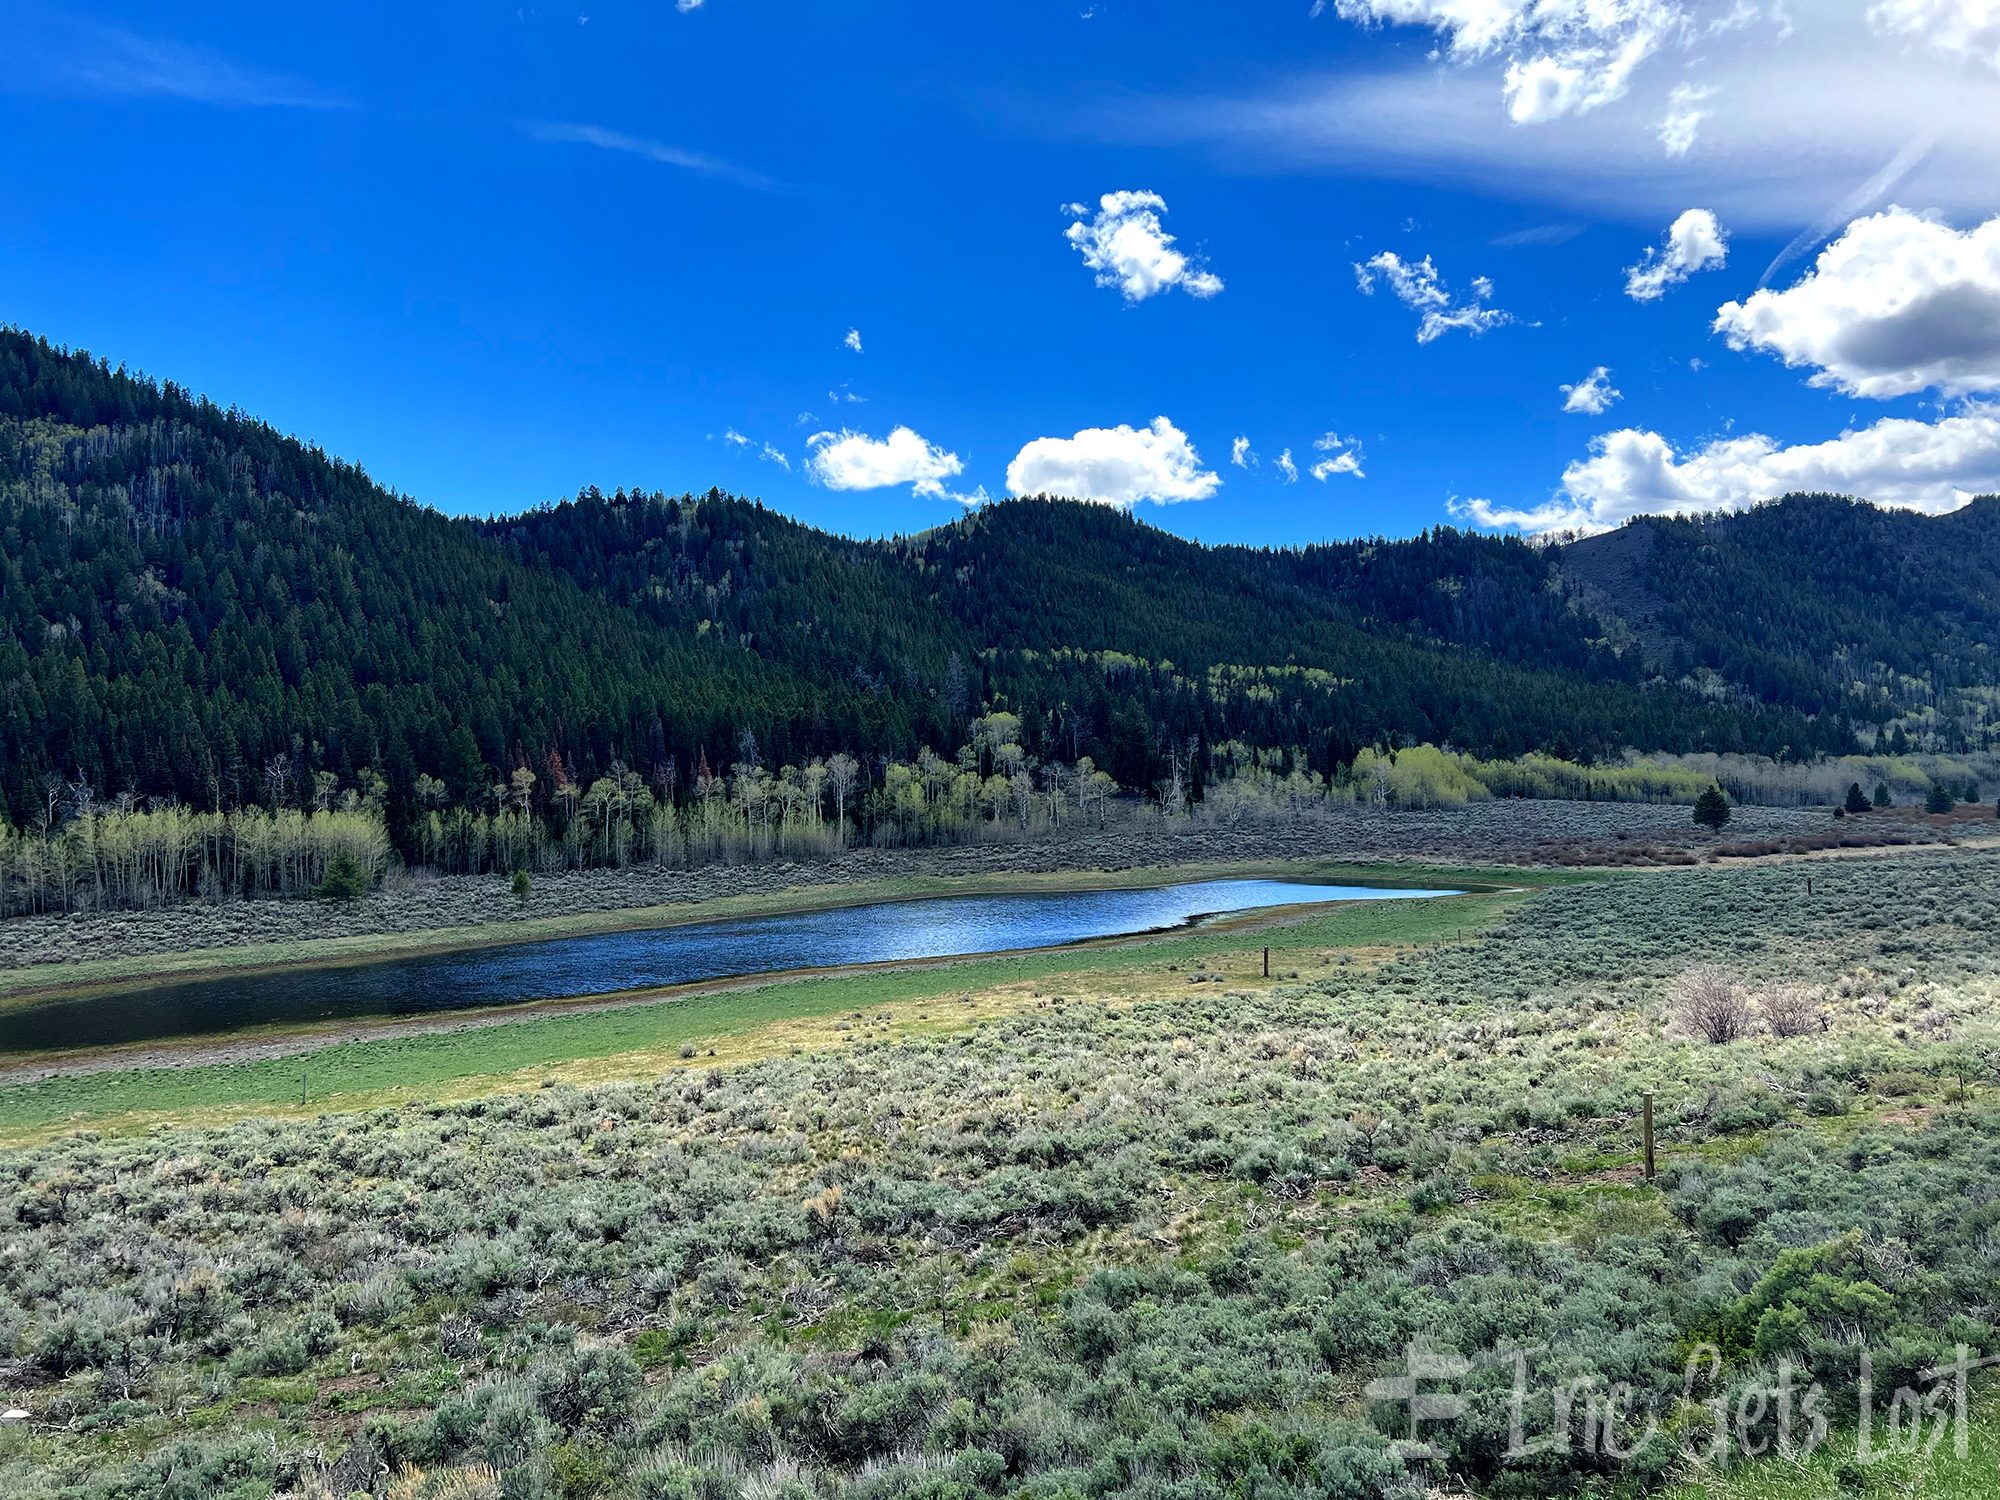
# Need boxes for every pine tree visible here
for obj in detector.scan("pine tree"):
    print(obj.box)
[1926,782,1954,815]
[312,851,370,902]
[1843,782,1870,815]
[1873,783,1892,808]
[1693,783,1731,832]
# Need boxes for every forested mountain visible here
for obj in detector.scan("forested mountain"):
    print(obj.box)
[481,488,1838,789]
[1558,496,2000,749]
[4,327,1985,856]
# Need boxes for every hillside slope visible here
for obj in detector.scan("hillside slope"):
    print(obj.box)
[482,489,1834,784]
[1557,495,2000,747]
[0,328,1914,841]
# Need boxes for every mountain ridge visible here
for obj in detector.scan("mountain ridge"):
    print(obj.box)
[6,326,1990,858]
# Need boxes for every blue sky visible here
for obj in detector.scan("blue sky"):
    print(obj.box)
[4,1,1999,545]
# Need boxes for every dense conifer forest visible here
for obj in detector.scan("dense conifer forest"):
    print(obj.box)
[3,327,1996,875]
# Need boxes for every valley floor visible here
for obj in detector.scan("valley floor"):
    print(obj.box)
[1,846,1998,1500]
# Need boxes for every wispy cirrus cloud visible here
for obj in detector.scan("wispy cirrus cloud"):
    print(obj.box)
[521,121,777,190]
[21,20,348,109]
[1074,7,2000,233]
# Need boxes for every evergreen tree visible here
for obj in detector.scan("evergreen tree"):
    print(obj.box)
[1926,782,1954,814]
[1693,783,1732,831]
[312,851,370,902]
[1874,783,1893,808]
[1844,782,1870,814]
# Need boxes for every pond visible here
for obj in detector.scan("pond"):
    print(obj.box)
[0,878,1458,1053]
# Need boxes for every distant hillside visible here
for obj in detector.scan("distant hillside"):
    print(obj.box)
[0,327,1915,852]
[480,488,1830,783]
[1557,496,2000,749]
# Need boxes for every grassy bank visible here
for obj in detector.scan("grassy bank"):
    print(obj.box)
[0,884,1532,1139]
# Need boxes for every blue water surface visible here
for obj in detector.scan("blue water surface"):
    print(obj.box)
[0,878,1455,1053]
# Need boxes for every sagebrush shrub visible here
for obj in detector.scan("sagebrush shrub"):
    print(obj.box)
[1673,965,1750,1043]
[1761,983,1825,1038]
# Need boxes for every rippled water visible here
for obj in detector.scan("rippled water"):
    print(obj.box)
[0,878,1456,1053]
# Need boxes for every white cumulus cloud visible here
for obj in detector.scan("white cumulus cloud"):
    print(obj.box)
[1231,436,1254,467]
[1354,252,1512,342]
[1561,366,1623,414]
[1333,0,1685,125]
[807,426,964,497]
[1276,449,1299,483]
[1624,208,1729,300]
[1714,207,2000,398]
[1064,191,1224,302]
[1006,417,1221,505]
[1310,432,1366,479]
[1870,0,2000,71]
[1456,407,2000,532]
[844,328,863,353]
[760,443,789,471]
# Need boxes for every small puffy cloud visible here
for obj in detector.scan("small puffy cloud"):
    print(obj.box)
[827,385,866,404]
[1064,191,1224,302]
[807,426,965,497]
[723,428,750,447]
[760,443,789,471]
[1456,407,2000,533]
[1231,436,1254,467]
[1276,449,1299,483]
[1006,417,1221,505]
[1334,0,1681,126]
[1714,207,2000,398]
[1561,366,1622,414]
[676,0,703,10]
[844,328,863,353]
[1310,432,1366,479]
[1870,0,2000,71]
[1624,208,1729,300]
[1656,82,1714,157]
[1354,252,1512,342]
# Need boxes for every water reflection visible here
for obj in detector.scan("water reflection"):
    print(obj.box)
[0,878,1456,1053]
